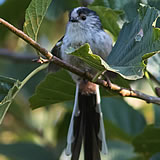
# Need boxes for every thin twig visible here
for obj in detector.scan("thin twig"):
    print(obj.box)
[0,18,160,105]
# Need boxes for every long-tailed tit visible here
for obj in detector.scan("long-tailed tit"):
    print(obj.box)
[49,7,112,160]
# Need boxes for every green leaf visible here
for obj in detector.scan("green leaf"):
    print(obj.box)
[107,4,160,80]
[132,125,160,157]
[88,6,122,40]
[23,0,52,41]
[67,43,111,71]
[0,142,54,160]
[102,97,146,137]
[104,119,132,142]
[147,53,160,83]
[29,70,75,109]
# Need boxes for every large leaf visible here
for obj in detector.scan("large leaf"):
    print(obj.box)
[69,5,160,80]
[29,70,75,109]
[132,125,160,158]
[107,4,160,80]
[0,142,54,160]
[89,6,122,40]
[101,97,146,137]
[23,0,52,41]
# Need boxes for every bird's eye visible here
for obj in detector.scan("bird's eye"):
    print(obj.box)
[81,15,86,20]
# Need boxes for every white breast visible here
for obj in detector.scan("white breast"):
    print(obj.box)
[61,22,112,81]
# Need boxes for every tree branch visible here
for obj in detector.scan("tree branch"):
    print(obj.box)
[0,18,160,105]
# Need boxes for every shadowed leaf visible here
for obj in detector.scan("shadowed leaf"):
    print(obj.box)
[132,125,160,157]
[29,70,75,109]
[89,6,122,40]
[0,142,54,160]
[102,97,146,137]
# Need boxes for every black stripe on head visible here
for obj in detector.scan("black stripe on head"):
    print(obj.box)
[77,7,97,16]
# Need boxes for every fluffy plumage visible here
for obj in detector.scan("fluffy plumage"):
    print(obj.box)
[49,7,112,160]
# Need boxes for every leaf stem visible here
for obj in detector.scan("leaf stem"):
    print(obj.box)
[20,63,48,90]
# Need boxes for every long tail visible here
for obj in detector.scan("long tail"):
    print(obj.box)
[65,81,107,160]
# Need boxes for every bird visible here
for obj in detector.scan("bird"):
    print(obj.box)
[49,7,112,160]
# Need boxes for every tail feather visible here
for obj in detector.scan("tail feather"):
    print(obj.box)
[71,109,83,160]
[79,93,101,160]
[66,84,107,160]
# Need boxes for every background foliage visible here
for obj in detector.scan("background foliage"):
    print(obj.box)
[0,0,160,160]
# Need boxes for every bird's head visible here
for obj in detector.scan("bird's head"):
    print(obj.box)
[68,7,102,31]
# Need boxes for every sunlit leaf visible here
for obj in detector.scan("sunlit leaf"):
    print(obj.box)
[23,0,52,41]
[66,43,111,71]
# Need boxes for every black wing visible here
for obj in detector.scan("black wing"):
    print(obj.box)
[48,36,64,72]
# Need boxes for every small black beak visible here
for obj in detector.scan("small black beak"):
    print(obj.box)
[69,17,79,23]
